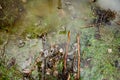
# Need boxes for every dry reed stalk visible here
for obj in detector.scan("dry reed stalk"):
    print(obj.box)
[63,31,70,72]
[76,33,80,80]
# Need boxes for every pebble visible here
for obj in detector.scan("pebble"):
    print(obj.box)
[59,48,63,53]
[108,48,112,53]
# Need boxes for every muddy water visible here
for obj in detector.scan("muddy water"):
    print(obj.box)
[2,0,93,70]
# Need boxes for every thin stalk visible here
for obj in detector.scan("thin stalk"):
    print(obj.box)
[76,34,80,80]
[63,31,70,72]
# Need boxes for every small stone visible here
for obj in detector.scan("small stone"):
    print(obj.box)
[108,49,112,53]
[59,48,63,53]
[67,59,70,62]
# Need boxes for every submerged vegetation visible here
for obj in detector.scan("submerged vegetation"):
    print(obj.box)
[0,0,24,28]
[0,0,120,80]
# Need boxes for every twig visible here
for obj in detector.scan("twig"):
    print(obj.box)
[76,34,80,80]
[63,31,70,72]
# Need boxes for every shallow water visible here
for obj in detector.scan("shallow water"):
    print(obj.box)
[2,0,92,69]
[1,0,119,71]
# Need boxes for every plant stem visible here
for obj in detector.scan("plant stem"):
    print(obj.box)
[76,33,80,80]
[63,31,70,72]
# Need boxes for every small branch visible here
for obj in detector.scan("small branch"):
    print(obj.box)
[76,34,80,80]
[63,31,70,72]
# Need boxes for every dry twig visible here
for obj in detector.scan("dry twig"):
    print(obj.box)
[63,31,70,72]
[76,34,80,80]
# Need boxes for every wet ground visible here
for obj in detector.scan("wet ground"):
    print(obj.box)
[0,0,120,80]
[0,0,92,69]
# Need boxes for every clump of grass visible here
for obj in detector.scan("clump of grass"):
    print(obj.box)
[81,26,120,80]
[0,53,22,80]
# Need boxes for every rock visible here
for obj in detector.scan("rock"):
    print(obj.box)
[59,48,63,53]
[108,48,112,53]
